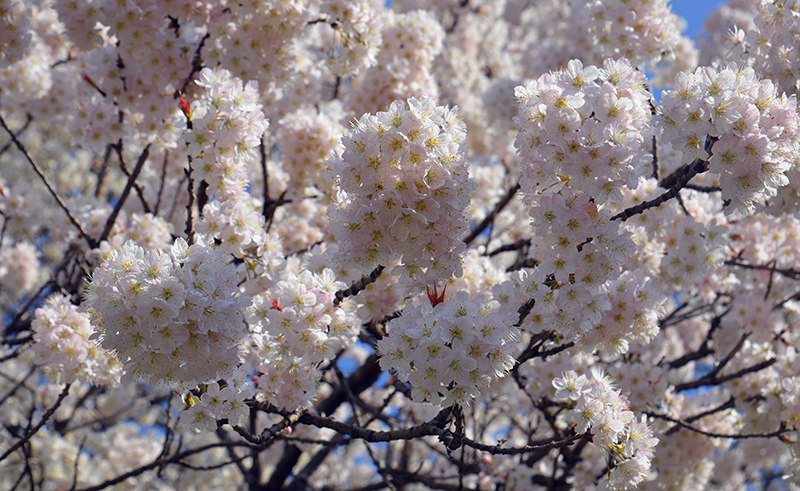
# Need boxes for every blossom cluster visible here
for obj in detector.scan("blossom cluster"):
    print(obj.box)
[31,294,122,385]
[582,0,695,76]
[0,241,41,300]
[346,10,444,114]
[659,64,800,215]
[378,289,519,407]
[245,263,361,411]
[317,0,383,78]
[327,95,474,288]
[0,0,32,67]
[178,370,256,432]
[83,238,247,386]
[184,67,268,202]
[711,0,800,96]
[184,67,269,257]
[514,58,652,202]
[55,0,202,150]
[274,106,344,198]
[511,59,664,351]
[553,369,658,490]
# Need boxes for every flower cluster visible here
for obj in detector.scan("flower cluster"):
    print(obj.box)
[185,67,268,202]
[661,215,728,285]
[553,369,658,490]
[184,67,269,257]
[83,238,247,386]
[580,270,663,357]
[317,0,383,78]
[201,0,306,102]
[178,370,256,432]
[0,0,32,67]
[659,64,800,215]
[274,106,344,198]
[245,266,360,411]
[582,0,696,77]
[327,95,474,288]
[377,289,519,407]
[0,241,41,299]
[55,0,202,150]
[514,58,652,202]
[31,294,122,385]
[346,10,444,114]
[714,1,800,96]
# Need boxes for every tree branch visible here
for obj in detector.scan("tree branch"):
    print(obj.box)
[99,144,151,243]
[612,158,708,222]
[0,114,97,248]
[0,384,71,463]
[463,182,520,245]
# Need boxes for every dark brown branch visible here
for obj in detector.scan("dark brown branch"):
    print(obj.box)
[460,433,582,456]
[334,265,385,305]
[99,144,151,244]
[646,411,790,440]
[650,135,659,180]
[0,114,97,248]
[177,33,210,96]
[298,409,451,444]
[506,257,538,272]
[725,258,800,281]
[612,158,708,222]
[260,137,270,217]
[673,331,749,392]
[0,112,32,159]
[0,384,71,463]
[263,189,290,232]
[674,354,776,392]
[185,165,195,245]
[74,441,264,491]
[686,396,736,424]
[153,152,169,214]
[230,411,303,446]
[298,411,582,456]
[463,182,520,245]
[111,142,151,214]
[488,238,531,257]
[684,184,721,193]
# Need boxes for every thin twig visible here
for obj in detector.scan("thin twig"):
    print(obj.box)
[99,144,151,244]
[612,158,708,222]
[647,410,790,439]
[111,142,151,213]
[0,384,71,463]
[230,411,303,446]
[463,183,520,245]
[185,165,195,245]
[0,114,97,248]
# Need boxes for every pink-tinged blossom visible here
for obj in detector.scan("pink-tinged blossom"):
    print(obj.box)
[182,67,269,258]
[554,370,658,490]
[327,95,475,289]
[32,294,121,385]
[659,64,800,216]
[84,237,247,386]
[377,290,518,407]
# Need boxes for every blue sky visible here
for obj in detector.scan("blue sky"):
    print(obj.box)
[670,0,728,41]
